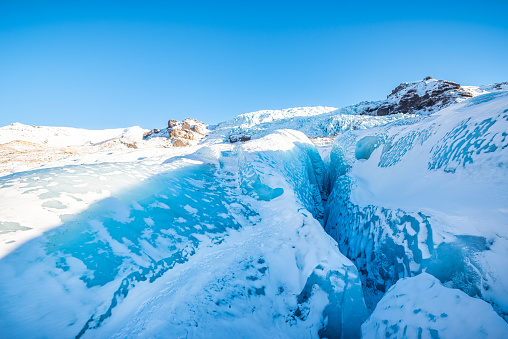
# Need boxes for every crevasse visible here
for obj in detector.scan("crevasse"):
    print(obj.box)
[0,130,368,339]
[323,92,508,322]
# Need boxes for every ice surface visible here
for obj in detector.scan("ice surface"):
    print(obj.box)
[210,105,417,143]
[325,91,508,320]
[362,273,508,339]
[0,130,367,338]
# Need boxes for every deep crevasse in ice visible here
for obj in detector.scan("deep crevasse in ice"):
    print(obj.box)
[324,91,508,321]
[0,130,367,338]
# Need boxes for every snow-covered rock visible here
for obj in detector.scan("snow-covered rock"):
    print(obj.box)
[143,118,208,147]
[363,77,482,116]
[362,273,508,339]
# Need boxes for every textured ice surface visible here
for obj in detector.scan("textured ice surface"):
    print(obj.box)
[210,105,417,143]
[325,92,508,320]
[0,130,367,338]
[362,274,508,339]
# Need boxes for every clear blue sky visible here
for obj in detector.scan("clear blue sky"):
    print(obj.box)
[1,1,508,129]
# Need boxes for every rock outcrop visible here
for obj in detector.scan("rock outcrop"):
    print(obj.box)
[363,77,479,116]
[228,134,252,143]
[143,118,208,147]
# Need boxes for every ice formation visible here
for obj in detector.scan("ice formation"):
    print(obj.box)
[362,273,508,338]
[212,105,416,143]
[0,130,367,338]
[325,91,508,319]
[1,78,507,338]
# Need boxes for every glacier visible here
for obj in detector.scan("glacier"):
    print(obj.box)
[325,91,508,320]
[0,130,367,338]
[362,273,508,338]
[1,78,508,338]
[212,105,417,143]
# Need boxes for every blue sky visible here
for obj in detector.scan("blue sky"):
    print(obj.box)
[1,1,508,129]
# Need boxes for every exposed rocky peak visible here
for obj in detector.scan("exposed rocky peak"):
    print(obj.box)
[143,118,208,147]
[364,77,479,116]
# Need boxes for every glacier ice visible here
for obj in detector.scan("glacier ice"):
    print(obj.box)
[362,273,508,339]
[325,91,508,320]
[0,130,367,338]
[211,105,417,143]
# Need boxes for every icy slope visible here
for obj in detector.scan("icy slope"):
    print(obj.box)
[362,274,508,338]
[325,91,508,319]
[0,130,367,338]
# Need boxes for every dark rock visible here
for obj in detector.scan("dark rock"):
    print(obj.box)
[142,129,161,140]
[142,130,154,139]
[168,119,179,129]
[492,82,508,90]
[363,77,475,116]
[229,135,251,143]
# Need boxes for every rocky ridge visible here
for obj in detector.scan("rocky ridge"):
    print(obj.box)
[363,76,486,116]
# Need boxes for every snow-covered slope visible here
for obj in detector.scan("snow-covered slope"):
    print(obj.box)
[0,123,147,147]
[325,90,508,320]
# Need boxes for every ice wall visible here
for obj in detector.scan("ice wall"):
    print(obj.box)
[325,92,508,320]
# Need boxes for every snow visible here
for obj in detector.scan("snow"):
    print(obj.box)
[362,273,508,339]
[0,123,148,147]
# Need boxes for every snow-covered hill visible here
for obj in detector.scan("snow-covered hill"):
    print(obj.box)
[1,78,507,338]
[363,76,485,116]
[0,123,148,147]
